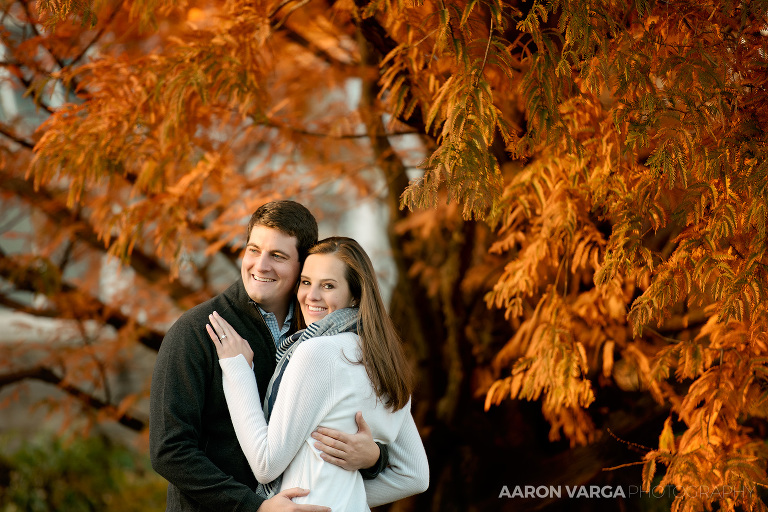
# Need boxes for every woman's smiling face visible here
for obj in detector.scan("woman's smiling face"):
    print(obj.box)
[297,253,354,325]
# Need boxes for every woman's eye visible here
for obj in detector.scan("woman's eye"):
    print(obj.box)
[300,280,310,286]
[323,283,334,289]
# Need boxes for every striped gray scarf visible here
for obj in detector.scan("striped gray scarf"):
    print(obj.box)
[255,307,359,500]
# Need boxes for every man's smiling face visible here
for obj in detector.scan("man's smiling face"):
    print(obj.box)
[240,225,300,314]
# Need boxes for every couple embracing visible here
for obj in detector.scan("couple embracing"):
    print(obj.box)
[150,200,429,512]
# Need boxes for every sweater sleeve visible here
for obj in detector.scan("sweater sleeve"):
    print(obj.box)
[364,400,430,507]
[220,343,336,484]
[149,318,264,511]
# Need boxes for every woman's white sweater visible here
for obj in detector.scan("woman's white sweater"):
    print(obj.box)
[219,332,429,510]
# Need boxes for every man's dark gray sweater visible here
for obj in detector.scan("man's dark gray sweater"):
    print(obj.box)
[150,279,281,512]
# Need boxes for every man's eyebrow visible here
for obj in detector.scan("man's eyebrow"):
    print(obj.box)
[246,244,290,257]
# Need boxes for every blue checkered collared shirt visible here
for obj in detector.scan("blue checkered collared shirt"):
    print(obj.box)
[256,301,295,347]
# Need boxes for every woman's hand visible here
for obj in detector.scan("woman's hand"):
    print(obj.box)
[207,311,254,367]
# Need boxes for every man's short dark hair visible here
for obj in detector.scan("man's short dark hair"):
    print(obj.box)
[246,200,318,263]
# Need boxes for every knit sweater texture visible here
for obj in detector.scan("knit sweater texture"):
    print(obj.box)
[220,332,430,511]
[149,279,282,512]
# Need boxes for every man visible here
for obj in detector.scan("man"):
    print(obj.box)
[150,200,385,512]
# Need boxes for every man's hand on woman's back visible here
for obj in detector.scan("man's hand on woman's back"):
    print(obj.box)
[258,488,330,512]
[311,411,380,471]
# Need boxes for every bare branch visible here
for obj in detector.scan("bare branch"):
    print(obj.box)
[0,60,55,114]
[69,0,125,67]
[0,123,35,149]
[271,0,311,30]
[0,365,147,431]
[0,170,210,305]
[278,25,358,68]
[20,0,68,73]
[257,115,418,139]
[0,247,165,351]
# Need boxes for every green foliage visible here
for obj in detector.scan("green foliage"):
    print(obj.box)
[0,435,166,511]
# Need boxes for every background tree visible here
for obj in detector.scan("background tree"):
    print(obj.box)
[1,0,767,511]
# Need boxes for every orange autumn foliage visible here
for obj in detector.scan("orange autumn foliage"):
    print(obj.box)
[1,0,767,510]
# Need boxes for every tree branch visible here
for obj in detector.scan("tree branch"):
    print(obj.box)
[272,23,355,68]
[354,6,428,133]
[0,60,55,114]
[0,247,165,352]
[21,0,68,73]
[0,365,147,431]
[256,115,418,139]
[69,0,125,67]
[0,123,35,149]
[271,0,312,30]
[0,170,210,305]
[0,293,60,317]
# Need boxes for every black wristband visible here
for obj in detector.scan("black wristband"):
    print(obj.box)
[359,442,389,480]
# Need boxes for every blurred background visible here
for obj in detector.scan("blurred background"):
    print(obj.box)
[1,0,767,510]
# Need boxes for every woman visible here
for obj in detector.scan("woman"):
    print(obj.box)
[206,237,429,510]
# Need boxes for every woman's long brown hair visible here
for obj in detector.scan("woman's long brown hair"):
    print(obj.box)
[309,237,413,411]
